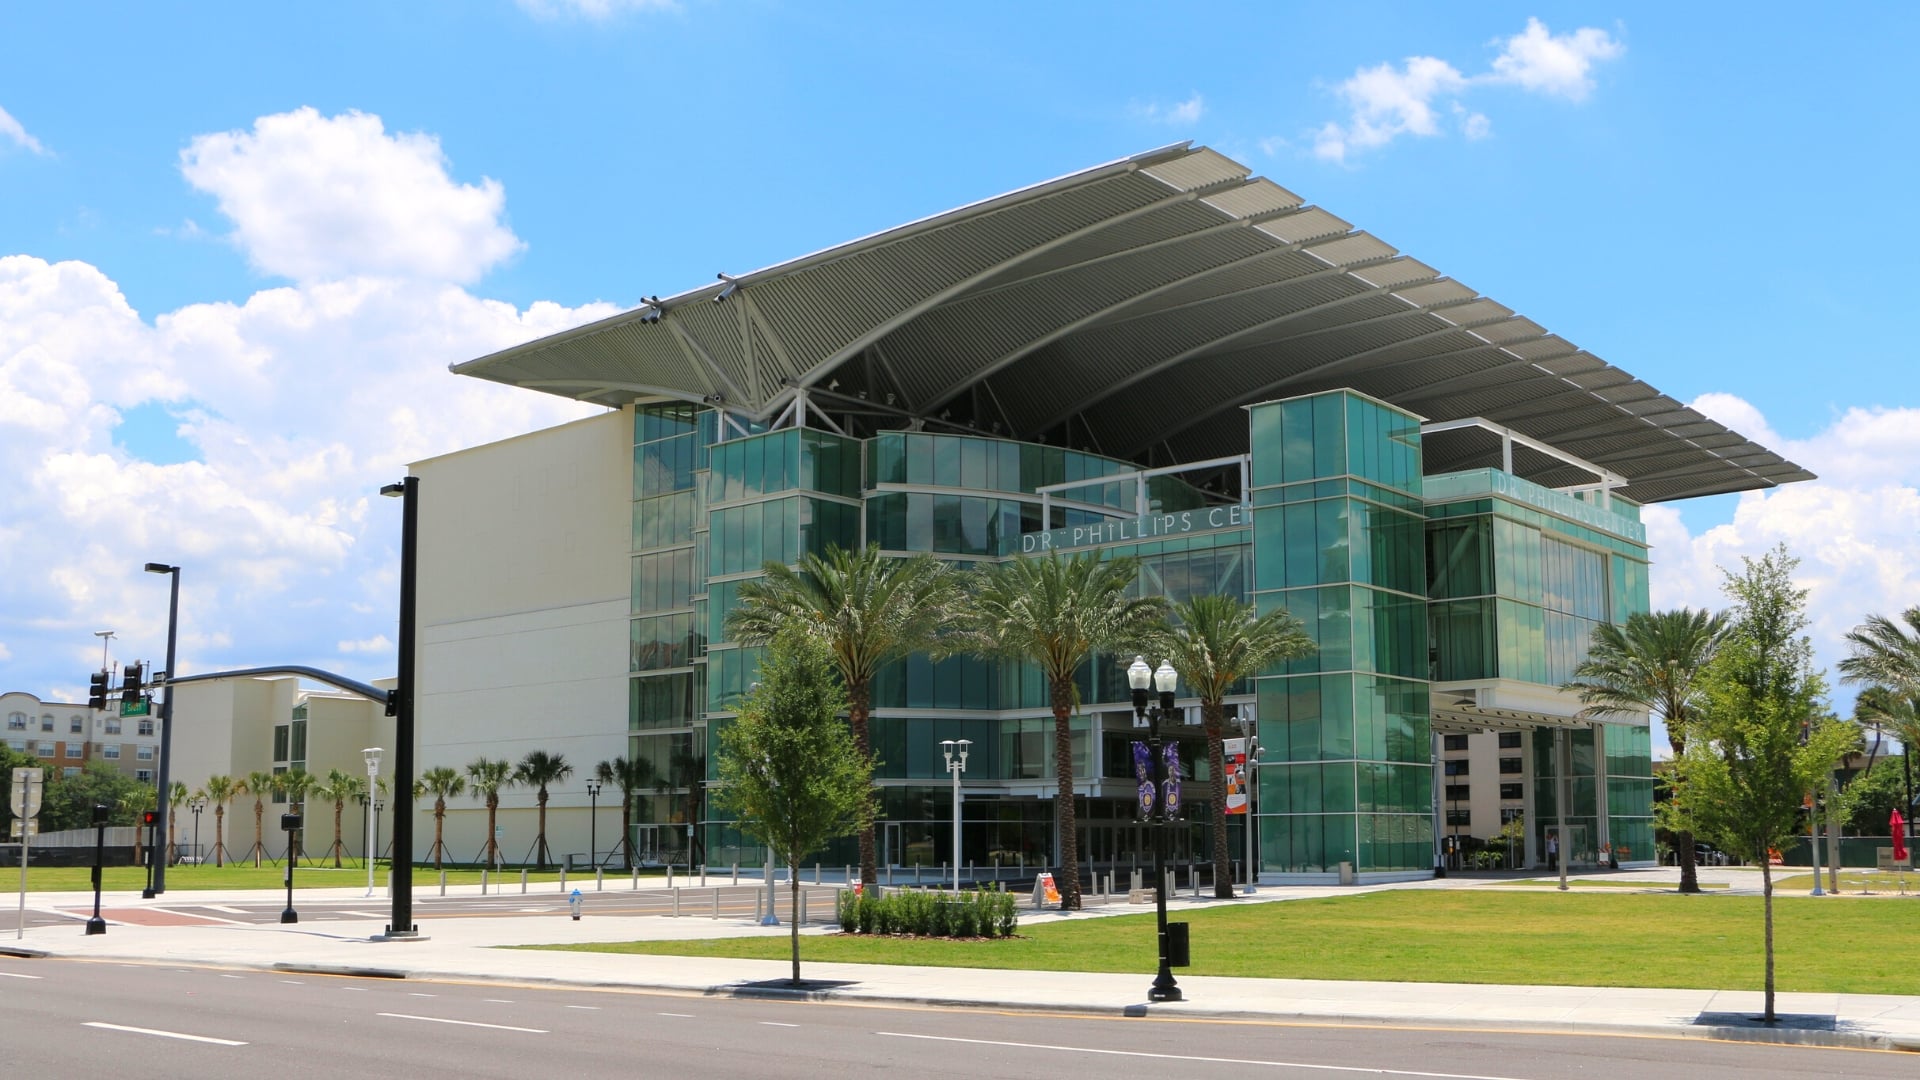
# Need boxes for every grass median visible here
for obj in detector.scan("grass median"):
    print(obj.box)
[529,889,1920,995]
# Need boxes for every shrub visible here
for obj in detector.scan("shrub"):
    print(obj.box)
[836,885,1018,939]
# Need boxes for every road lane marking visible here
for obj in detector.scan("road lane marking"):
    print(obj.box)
[565,1005,600,1011]
[408,992,437,997]
[484,999,515,1004]
[658,1012,693,1018]
[762,1022,799,1028]
[0,972,43,980]
[216,974,244,980]
[377,1013,547,1034]
[85,1022,247,1046]
[873,1033,1531,1080]
[279,980,304,985]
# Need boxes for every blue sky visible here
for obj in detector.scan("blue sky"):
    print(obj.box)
[2,4,1915,733]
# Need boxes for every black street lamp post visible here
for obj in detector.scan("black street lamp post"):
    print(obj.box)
[86,804,108,935]
[585,780,602,869]
[190,797,205,865]
[1128,655,1185,1004]
[379,477,419,938]
[280,813,301,924]
[143,562,180,895]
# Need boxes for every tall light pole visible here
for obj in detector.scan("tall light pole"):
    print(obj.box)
[940,739,970,892]
[379,477,419,938]
[1235,712,1261,895]
[585,779,602,868]
[143,562,180,895]
[93,630,114,672]
[362,747,383,896]
[1129,655,1184,1003]
[190,797,205,864]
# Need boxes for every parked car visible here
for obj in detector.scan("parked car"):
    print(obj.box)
[1694,842,1731,866]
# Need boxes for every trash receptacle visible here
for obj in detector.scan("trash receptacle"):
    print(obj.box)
[1163,921,1190,967]
[1337,861,1355,885]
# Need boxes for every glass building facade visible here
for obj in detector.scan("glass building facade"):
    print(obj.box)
[628,387,1655,879]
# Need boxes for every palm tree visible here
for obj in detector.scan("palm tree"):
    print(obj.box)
[123,784,156,868]
[167,780,189,865]
[1840,607,1920,697]
[278,769,315,865]
[416,766,466,870]
[466,758,515,868]
[595,756,653,871]
[242,769,277,865]
[314,769,366,868]
[1563,608,1727,893]
[725,544,958,889]
[515,751,574,869]
[1152,594,1315,898]
[202,775,236,867]
[951,552,1167,910]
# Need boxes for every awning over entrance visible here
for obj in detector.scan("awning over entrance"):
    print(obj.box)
[1431,683,1643,735]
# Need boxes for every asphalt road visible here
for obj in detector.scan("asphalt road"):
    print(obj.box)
[0,956,1910,1079]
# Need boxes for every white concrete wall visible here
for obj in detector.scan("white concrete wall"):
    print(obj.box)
[411,410,632,865]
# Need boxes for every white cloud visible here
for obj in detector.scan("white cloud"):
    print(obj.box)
[1132,93,1206,126]
[0,642,11,661]
[0,104,47,155]
[180,108,524,284]
[338,634,392,654]
[1,109,622,697]
[1648,396,1920,706]
[1314,20,1623,163]
[516,0,676,18]
[1487,18,1625,101]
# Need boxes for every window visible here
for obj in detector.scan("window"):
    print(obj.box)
[1500,807,1525,824]
[36,744,54,758]
[69,715,83,733]
[1497,731,1523,749]
[40,714,53,731]
[135,769,153,783]
[1444,784,1470,802]
[138,719,155,737]
[1499,783,1523,800]
[65,744,82,759]
[1499,757,1523,775]
[104,719,121,735]
[1442,734,1469,752]
[62,767,79,778]
[5,713,23,731]
[137,746,154,760]
[1445,808,1471,826]
[6,738,23,751]
[1444,759,1469,776]
[273,724,290,762]
[102,745,120,759]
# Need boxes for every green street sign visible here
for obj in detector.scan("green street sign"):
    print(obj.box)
[120,697,151,718]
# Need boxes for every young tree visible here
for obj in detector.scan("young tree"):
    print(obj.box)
[713,625,871,985]
[122,783,156,867]
[1563,609,1728,893]
[202,774,236,867]
[1152,593,1314,898]
[416,766,466,870]
[594,756,652,871]
[1671,547,1856,1023]
[952,552,1166,910]
[278,769,315,865]
[314,769,366,868]
[515,751,573,869]
[466,758,516,868]
[726,544,957,890]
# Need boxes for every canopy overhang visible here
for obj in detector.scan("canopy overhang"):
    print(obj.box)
[454,143,1812,504]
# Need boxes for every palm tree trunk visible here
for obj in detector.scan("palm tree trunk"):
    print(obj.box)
[486,799,499,867]
[332,802,344,868]
[214,806,225,867]
[537,789,549,869]
[433,799,446,871]
[253,800,265,866]
[1204,702,1234,899]
[1761,857,1776,1022]
[1051,680,1081,911]
[1669,732,1701,893]
[850,684,878,890]
[620,793,633,871]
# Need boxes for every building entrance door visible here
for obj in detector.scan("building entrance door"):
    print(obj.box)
[633,825,664,866]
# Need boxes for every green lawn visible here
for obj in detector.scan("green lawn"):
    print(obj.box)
[530,890,1920,995]
[1774,870,1920,893]
[1485,878,1729,890]
[14,862,653,892]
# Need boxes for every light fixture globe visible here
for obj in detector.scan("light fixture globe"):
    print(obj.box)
[1127,655,1152,691]
[1154,660,1178,694]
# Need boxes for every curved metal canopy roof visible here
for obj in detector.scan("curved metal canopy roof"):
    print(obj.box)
[453,143,1811,504]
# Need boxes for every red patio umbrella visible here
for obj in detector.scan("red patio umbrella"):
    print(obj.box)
[1892,809,1908,864]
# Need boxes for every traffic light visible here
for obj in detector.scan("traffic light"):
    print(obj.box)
[121,662,144,705]
[88,670,110,710]
[142,810,158,830]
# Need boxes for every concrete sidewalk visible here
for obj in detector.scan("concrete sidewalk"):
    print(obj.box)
[5,872,1918,1053]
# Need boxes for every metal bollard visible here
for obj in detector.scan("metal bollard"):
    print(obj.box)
[667,866,674,888]
[560,867,567,892]
[799,889,807,924]
[439,870,447,897]
[596,867,604,892]
[699,864,706,887]
[481,869,489,895]
[631,869,639,891]
[732,863,739,887]
[672,888,680,917]
[712,888,720,919]
[521,869,528,894]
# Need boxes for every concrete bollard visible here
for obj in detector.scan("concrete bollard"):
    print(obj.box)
[799,889,807,924]
[732,863,739,887]
[672,888,680,917]
[596,867,604,892]
[481,869,489,895]
[631,869,639,891]
[712,889,720,919]
[439,870,447,897]
[560,867,567,892]
[521,869,528,894]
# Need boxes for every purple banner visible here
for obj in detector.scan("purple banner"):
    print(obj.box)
[1162,743,1182,820]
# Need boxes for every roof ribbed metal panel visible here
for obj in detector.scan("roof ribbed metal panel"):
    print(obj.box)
[453,144,1812,503]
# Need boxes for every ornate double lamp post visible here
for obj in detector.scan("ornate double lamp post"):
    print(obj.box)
[940,739,970,892]
[1128,655,1185,1004]
[362,747,383,896]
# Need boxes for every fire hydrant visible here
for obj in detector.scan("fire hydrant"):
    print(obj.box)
[568,887,583,921]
